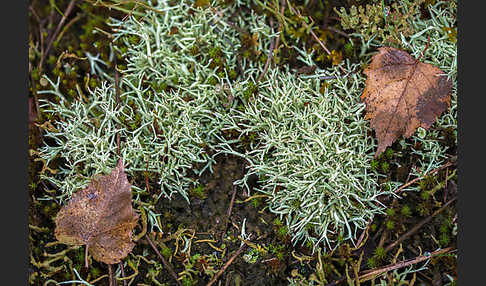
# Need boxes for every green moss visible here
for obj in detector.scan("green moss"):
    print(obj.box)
[385,220,395,230]
[373,246,386,261]
[273,218,283,226]
[439,233,450,246]
[190,184,207,199]
[161,244,172,259]
[381,162,389,173]
[370,159,379,171]
[277,226,289,237]
[400,205,412,217]
[367,257,377,269]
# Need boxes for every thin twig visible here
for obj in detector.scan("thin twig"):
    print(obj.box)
[108,263,114,286]
[325,247,454,286]
[384,196,456,252]
[353,219,372,250]
[220,186,238,242]
[145,235,182,286]
[257,18,276,83]
[119,262,127,286]
[227,187,237,218]
[444,166,449,203]
[85,245,89,268]
[206,244,246,286]
[53,12,83,47]
[114,52,121,157]
[323,26,350,39]
[272,0,286,66]
[287,3,347,74]
[39,0,77,70]
[358,247,454,283]
[394,160,456,194]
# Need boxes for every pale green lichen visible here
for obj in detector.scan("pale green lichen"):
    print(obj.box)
[215,61,387,249]
[37,0,456,253]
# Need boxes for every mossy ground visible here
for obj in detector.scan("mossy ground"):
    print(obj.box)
[29,0,456,285]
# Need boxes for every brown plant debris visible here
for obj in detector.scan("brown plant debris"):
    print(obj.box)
[54,159,139,265]
[361,47,452,156]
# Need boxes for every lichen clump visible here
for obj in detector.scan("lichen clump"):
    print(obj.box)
[36,0,455,251]
[217,60,386,248]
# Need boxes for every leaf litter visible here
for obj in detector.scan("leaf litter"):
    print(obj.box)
[54,159,139,266]
[361,46,452,156]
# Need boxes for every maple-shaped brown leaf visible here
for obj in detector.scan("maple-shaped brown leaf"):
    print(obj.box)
[55,160,139,265]
[361,47,452,156]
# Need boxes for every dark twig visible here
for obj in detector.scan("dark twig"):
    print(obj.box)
[394,159,455,194]
[39,0,77,70]
[325,247,454,286]
[272,0,286,66]
[145,235,182,286]
[220,186,238,242]
[416,36,431,62]
[114,53,121,157]
[353,219,372,250]
[287,3,347,74]
[85,245,89,268]
[257,18,276,83]
[384,196,456,252]
[119,262,127,286]
[108,263,114,286]
[323,26,350,39]
[359,247,454,283]
[444,166,449,203]
[53,12,83,47]
[206,244,247,286]
[227,187,237,218]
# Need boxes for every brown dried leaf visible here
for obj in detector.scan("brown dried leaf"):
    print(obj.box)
[361,47,452,156]
[54,160,139,264]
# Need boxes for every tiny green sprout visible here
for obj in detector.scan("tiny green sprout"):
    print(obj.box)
[400,205,412,217]
[47,55,56,65]
[128,35,140,44]
[381,162,390,173]
[228,69,238,80]
[74,248,85,263]
[273,218,283,226]
[367,257,377,269]
[207,76,217,85]
[190,184,207,199]
[370,223,377,232]
[29,181,38,190]
[90,267,101,278]
[385,220,395,230]
[385,208,395,217]
[251,197,260,208]
[161,244,172,259]
[370,159,379,171]
[439,233,450,246]
[277,226,289,237]
[42,204,51,215]
[385,148,394,159]
[344,42,354,57]
[189,45,199,56]
[420,190,431,200]
[373,246,386,261]
[208,47,222,59]
[305,240,313,249]
[439,224,449,234]
[182,276,196,286]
